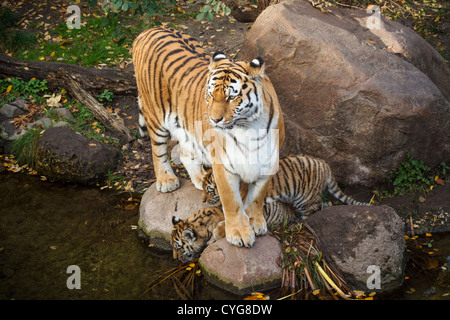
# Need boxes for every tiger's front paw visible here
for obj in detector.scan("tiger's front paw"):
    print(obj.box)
[208,221,226,245]
[250,216,267,236]
[156,175,180,193]
[225,221,256,248]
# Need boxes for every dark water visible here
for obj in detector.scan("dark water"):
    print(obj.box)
[0,170,234,300]
[1,169,449,300]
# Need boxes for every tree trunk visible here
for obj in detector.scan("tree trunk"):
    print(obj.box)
[0,53,137,96]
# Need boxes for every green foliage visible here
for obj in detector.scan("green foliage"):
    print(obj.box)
[98,0,175,17]
[72,105,95,131]
[196,0,231,21]
[86,0,175,36]
[97,89,114,102]
[0,78,49,105]
[438,161,450,179]
[12,128,42,168]
[0,7,36,53]
[16,14,141,67]
[388,153,433,195]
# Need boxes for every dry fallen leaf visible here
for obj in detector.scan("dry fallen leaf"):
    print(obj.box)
[46,93,62,107]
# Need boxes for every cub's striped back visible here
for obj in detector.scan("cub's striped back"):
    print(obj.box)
[202,155,370,221]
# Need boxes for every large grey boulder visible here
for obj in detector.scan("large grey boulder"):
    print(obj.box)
[240,0,450,186]
[307,205,407,293]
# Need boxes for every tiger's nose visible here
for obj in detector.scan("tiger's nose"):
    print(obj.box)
[210,117,223,124]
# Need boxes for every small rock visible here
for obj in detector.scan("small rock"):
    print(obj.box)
[10,98,28,110]
[0,104,25,118]
[53,121,71,128]
[30,117,52,129]
[53,108,75,121]
[199,233,282,295]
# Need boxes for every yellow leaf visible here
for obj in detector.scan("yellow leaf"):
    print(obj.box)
[6,85,12,93]
[425,233,432,237]
[185,267,192,271]
[312,289,320,295]
[188,263,195,268]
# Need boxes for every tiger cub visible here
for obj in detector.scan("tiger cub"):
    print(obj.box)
[202,154,370,219]
[171,207,225,262]
[171,203,297,262]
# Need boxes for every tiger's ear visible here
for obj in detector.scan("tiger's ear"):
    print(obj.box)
[209,51,227,71]
[182,229,196,243]
[248,57,265,78]
[172,216,182,226]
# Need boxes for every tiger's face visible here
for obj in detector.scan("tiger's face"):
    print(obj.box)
[205,51,265,130]
[201,167,221,207]
[171,216,209,262]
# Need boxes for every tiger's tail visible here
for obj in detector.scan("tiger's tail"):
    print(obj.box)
[326,177,371,206]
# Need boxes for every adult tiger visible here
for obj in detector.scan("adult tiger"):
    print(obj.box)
[132,27,284,248]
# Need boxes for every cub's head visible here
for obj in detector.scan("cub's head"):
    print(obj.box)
[171,216,209,263]
[205,51,265,130]
[201,166,221,207]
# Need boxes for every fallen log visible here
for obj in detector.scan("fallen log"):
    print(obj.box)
[0,53,135,142]
[0,53,137,96]
[66,78,133,142]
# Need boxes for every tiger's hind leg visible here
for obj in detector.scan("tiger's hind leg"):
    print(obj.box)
[150,131,180,192]
[299,198,322,219]
[138,96,180,193]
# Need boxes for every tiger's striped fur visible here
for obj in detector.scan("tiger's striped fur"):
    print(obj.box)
[171,204,296,262]
[202,154,371,221]
[133,27,285,248]
[171,207,225,262]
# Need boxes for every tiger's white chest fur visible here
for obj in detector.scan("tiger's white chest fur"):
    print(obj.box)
[165,110,280,185]
[218,113,280,183]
